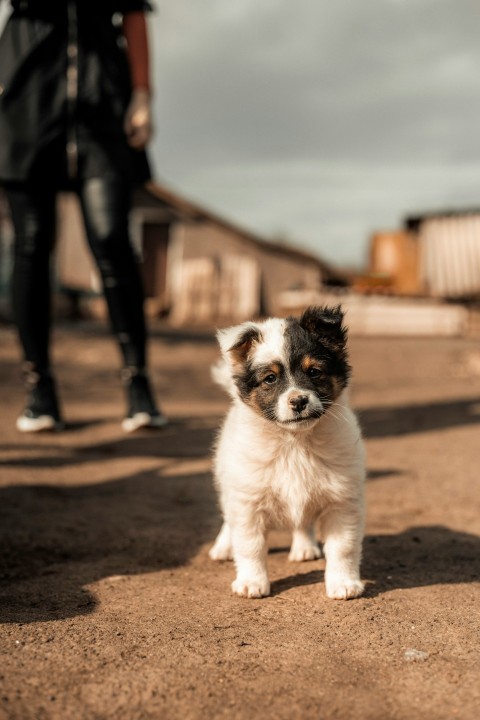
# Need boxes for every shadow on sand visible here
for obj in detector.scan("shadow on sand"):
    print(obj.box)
[270,525,480,597]
[0,466,218,624]
[0,415,219,469]
[358,397,480,438]
[1,391,479,621]
[2,467,478,621]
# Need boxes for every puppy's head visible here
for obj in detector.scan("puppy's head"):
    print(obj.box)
[217,305,351,430]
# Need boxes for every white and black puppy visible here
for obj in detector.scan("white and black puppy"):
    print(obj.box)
[209,305,365,600]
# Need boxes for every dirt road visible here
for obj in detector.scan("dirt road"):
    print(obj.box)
[1,323,479,719]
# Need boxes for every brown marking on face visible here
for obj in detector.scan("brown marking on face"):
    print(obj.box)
[239,362,286,420]
[259,362,281,379]
[301,356,322,372]
[245,385,263,414]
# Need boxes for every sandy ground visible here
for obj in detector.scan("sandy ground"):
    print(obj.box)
[0,321,479,720]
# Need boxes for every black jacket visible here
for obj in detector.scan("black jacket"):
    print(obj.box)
[0,0,153,185]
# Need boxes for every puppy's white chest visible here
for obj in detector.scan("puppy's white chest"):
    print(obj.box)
[263,444,327,528]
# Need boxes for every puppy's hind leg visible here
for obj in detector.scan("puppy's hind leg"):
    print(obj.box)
[209,521,233,561]
[288,525,322,562]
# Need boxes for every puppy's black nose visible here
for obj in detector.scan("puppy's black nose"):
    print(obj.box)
[289,394,309,412]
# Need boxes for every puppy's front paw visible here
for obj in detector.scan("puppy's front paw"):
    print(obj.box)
[232,576,270,599]
[325,577,365,600]
[288,543,322,562]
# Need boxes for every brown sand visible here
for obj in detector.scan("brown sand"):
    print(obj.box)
[0,323,479,720]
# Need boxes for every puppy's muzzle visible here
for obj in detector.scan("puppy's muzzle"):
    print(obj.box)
[289,394,309,413]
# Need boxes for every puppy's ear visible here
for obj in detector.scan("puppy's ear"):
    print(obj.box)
[299,305,347,354]
[217,322,263,366]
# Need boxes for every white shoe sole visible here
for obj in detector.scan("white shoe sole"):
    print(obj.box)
[122,412,169,433]
[16,415,64,433]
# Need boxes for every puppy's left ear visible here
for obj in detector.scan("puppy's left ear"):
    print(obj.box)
[299,305,348,354]
[217,322,262,367]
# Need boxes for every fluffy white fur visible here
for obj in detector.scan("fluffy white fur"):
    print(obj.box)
[210,316,366,600]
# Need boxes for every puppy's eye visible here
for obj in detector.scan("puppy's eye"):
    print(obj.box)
[263,374,277,385]
[306,367,322,379]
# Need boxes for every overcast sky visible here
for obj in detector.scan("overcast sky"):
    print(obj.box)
[1,1,479,267]
[149,0,480,267]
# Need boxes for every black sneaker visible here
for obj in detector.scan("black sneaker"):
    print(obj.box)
[16,370,64,433]
[121,368,168,433]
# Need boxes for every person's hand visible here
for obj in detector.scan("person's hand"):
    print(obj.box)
[124,88,152,149]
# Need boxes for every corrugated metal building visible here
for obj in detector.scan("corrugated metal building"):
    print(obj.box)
[406,211,480,299]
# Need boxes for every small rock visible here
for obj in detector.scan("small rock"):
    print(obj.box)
[404,648,429,662]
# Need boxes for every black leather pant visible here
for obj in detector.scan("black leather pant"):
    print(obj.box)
[5,177,147,373]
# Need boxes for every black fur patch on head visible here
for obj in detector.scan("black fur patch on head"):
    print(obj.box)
[285,305,351,406]
[299,305,348,357]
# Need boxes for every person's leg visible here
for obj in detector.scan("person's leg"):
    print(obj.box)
[77,175,166,430]
[77,176,146,368]
[5,184,63,431]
